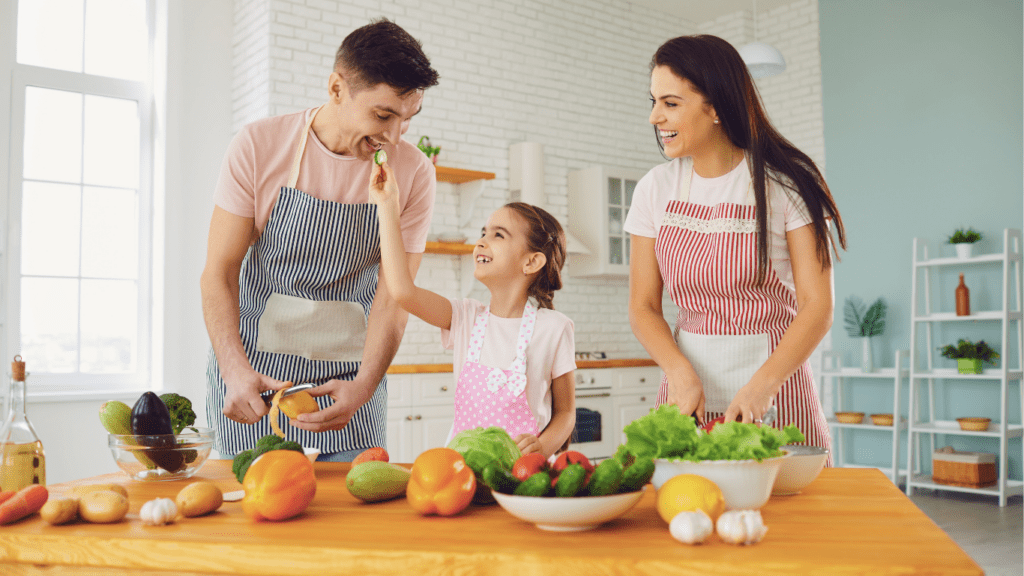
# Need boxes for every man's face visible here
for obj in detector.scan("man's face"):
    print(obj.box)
[333,75,423,160]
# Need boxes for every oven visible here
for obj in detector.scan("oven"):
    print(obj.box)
[568,370,615,461]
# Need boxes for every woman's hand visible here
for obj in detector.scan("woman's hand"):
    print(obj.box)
[723,376,780,424]
[665,365,706,424]
[368,161,400,210]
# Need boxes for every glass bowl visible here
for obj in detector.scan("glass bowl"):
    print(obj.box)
[652,454,789,510]
[491,487,647,531]
[108,427,216,481]
[772,445,829,495]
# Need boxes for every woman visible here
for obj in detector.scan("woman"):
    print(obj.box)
[624,35,845,455]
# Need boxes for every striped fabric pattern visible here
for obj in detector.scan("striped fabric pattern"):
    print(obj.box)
[207,186,387,456]
[653,196,831,464]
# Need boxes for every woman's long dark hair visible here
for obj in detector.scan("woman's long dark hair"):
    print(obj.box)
[652,35,846,284]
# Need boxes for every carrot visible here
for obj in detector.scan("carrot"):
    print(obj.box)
[0,485,49,525]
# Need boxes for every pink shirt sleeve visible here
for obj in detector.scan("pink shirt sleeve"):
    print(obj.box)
[213,125,259,219]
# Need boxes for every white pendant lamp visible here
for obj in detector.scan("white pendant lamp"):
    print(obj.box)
[739,0,785,78]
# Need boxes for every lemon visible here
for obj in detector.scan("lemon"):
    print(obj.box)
[656,474,725,524]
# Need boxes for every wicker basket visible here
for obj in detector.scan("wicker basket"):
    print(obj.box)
[870,413,894,426]
[835,411,865,424]
[956,417,991,431]
[932,449,996,488]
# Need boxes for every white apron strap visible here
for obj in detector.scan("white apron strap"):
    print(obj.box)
[286,105,324,189]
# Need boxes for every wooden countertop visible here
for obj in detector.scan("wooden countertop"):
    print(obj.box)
[388,358,658,374]
[0,463,981,576]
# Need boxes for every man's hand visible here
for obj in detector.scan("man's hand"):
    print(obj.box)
[291,377,376,432]
[222,370,289,424]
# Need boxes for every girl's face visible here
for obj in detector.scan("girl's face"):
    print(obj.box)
[474,207,533,283]
[649,65,719,159]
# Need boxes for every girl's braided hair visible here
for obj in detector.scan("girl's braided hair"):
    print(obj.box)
[504,202,566,310]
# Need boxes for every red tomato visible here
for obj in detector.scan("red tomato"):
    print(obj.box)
[701,416,726,432]
[352,447,389,466]
[552,450,594,474]
[511,453,548,482]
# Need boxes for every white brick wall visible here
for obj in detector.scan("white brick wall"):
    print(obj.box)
[231,0,825,365]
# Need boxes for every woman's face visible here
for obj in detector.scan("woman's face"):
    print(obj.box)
[649,65,718,159]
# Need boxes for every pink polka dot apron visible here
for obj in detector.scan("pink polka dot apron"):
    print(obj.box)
[653,157,831,463]
[451,302,540,439]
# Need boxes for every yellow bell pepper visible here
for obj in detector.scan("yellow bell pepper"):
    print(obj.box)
[242,449,317,521]
[406,447,476,516]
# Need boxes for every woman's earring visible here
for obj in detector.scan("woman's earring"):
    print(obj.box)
[713,119,720,124]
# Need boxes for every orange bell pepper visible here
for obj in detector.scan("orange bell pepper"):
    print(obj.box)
[406,447,476,516]
[242,449,317,522]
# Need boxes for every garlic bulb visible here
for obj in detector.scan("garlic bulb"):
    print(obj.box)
[140,498,178,526]
[716,509,768,545]
[669,510,713,544]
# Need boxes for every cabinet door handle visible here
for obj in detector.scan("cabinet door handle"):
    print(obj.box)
[640,396,646,402]
[640,378,645,383]
[576,392,611,399]
[415,415,422,420]
[405,415,413,421]
[441,386,448,392]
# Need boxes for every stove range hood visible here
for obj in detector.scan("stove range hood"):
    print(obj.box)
[508,142,591,255]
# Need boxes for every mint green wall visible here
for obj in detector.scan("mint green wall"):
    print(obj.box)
[819,0,1022,478]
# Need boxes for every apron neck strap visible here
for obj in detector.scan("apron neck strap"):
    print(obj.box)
[466,301,537,372]
[287,105,324,189]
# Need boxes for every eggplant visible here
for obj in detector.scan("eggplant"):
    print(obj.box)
[131,392,185,472]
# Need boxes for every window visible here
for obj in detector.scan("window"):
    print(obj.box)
[3,0,155,391]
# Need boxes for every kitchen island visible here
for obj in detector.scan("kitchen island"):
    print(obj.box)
[0,462,981,576]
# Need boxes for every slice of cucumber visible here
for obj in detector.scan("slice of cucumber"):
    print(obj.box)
[374,149,388,165]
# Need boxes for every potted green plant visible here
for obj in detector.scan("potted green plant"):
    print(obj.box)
[844,296,886,372]
[417,136,441,164]
[947,227,982,259]
[938,339,1000,374]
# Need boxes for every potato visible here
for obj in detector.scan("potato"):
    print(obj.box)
[72,483,128,499]
[40,498,79,525]
[175,481,223,517]
[79,490,129,524]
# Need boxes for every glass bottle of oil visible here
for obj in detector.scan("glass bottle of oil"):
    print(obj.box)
[0,355,45,490]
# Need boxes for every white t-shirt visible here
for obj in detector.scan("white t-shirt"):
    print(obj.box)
[441,298,577,440]
[623,156,813,293]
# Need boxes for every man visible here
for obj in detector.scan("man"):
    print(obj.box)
[201,18,439,461]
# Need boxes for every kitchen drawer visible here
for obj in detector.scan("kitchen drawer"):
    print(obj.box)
[414,373,456,406]
[574,369,614,390]
[387,374,414,408]
[616,367,662,393]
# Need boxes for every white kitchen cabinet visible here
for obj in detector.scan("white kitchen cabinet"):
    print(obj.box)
[386,373,455,462]
[568,166,645,277]
[905,229,1023,506]
[614,391,657,445]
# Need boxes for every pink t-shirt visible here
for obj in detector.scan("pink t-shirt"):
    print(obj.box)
[441,298,577,437]
[214,107,436,252]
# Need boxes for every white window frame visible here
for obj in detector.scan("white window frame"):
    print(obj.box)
[1,1,160,396]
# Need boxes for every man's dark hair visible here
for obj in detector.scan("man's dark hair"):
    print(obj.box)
[334,18,439,95]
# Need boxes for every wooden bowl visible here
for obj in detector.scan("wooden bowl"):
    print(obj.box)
[835,412,865,424]
[870,413,894,426]
[956,417,991,431]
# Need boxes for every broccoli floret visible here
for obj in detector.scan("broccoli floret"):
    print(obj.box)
[232,450,255,483]
[255,434,284,451]
[231,435,305,483]
[277,440,303,452]
[159,393,197,435]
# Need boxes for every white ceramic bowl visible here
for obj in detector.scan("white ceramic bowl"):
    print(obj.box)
[652,455,789,510]
[303,447,320,462]
[772,445,828,495]
[491,487,647,531]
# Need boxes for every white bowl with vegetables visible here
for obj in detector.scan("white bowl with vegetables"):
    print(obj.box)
[492,486,647,532]
[652,455,788,510]
[771,444,829,495]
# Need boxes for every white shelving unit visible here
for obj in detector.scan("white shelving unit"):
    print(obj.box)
[906,228,1023,506]
[821,349,909,485]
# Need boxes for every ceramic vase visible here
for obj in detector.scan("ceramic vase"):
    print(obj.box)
[861,337,874,373]
[957,358,983,375]
[954,243,973,259]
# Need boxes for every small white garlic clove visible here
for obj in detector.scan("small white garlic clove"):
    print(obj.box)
[716,509,768,545]
[140,498,178,526]
[669,510,714,545]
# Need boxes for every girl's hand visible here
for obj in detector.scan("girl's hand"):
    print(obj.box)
[665,365,706,424]
[723,376,779,424]
[514,433,544,456]
[368,160,400,209]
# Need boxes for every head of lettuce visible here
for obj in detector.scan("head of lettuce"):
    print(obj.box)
[447,426,521,504]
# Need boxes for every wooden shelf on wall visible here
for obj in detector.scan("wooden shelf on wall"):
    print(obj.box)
[424,241,474,255]
[435,165,495,184]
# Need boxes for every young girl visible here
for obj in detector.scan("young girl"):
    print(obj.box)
[370,161,576,458]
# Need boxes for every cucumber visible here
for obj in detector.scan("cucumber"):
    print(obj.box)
[374,149,388,165]
[346,461,411,503]
[586,458,624,496]
[482,463,520,495]
[554,463,587,497]
[619,457,655,493]
[513,471,552,497]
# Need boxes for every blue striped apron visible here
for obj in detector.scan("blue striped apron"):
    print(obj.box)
[206,106,387,456]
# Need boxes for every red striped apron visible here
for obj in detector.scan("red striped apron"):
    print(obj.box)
[653,157,830,462]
